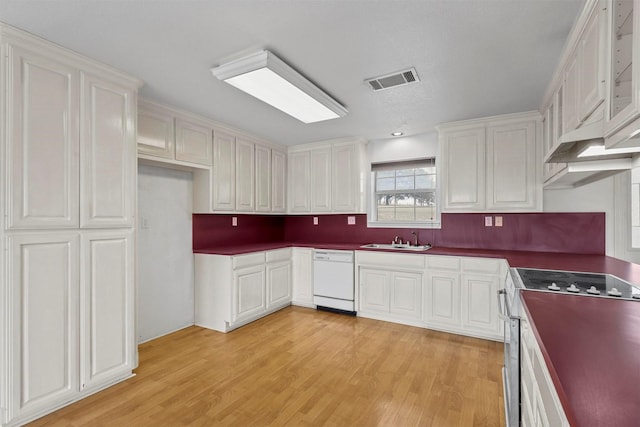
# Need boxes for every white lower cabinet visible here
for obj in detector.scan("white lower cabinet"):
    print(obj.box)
[195,248,292,332]
[291,248,314,307]
[6,230,134,425]
[520,312,569,427]
[357,251,505,341]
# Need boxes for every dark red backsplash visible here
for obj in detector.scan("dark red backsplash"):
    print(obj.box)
[193,212,605,255]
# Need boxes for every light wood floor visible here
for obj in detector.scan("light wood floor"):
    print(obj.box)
[29,307,505,426]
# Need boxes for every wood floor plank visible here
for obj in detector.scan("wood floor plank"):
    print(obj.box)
[27,306,505,426]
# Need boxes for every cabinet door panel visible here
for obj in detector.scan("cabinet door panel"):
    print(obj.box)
[80,231,134,391]
[390,272,421,319]
[9,233,79,418]
[461,274,500,335]
[212,131,236,210]
[289,151,311,212]
[232,265,265,322]
[292,248,313,305]
[486,121,536,210]
[80,74,135,227]
[359,268,389,313]
[137,104,174,159]
[579,5,605,120]
[255,145,271,212]
[442,128,485,210]
[332,143,357,212]
[236,139,255,211]
[563,53,581,132]
[310,148,331,212]
[8,46,79,228]
[271,150,287,212]
[267,261,291,308]
[424,271,461,326]
[175,118,212,165]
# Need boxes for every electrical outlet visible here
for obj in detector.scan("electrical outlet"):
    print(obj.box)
[232,217,238,227]
[347,216,356,225]
[495,216,503,227]
[140,216,149,229]
[484,216,493,227]
[313,217,319,225]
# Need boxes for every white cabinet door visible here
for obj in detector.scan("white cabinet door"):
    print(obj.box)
[271,150,287,212]
[310,147,331,212]
[232,265,266,323]
[137,103,174,159]
[389,271,422,319]
[80,231,134,391]
[441,128,485,211]
[212,131,236,211]
[424,271,461,327]
[292,248,313,306]
[8,233,79,420]
[359,268,390,314]
[461,274,501,336]
[175,118,212,166]
[563,52,581,133]
[486,120,537,210]
[288,151,311,212]
[579,3,605,121]
[332,142,358,212]
[80,73,135,228]
[236,138,255,211]
[7,45,79,229]
[255,145,271,212]
[266,261,291,309]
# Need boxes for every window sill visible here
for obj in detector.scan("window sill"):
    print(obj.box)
[367,220,441,229]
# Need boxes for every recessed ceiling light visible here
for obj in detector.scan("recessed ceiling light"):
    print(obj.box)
[211,50,347,124]
[391,132,403,137]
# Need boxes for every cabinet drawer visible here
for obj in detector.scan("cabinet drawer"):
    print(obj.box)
[266,248,292,263]
[232,252,265,269]
[426,255,460,271]
[357,251,425,269]
[461,257,502,274]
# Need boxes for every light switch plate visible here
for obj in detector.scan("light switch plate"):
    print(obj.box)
[232,217,238,227]
[484,216,493,227]
[495,216,503,227]
[347,216,356,225]
[313,217,319,225]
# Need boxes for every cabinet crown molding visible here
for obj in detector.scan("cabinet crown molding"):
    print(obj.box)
[436,111,541,131]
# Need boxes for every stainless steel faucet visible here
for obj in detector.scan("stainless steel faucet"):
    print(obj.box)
[393,235,402,244]
[411,230,418,246]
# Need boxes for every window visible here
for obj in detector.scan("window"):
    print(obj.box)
[370,158,438,227]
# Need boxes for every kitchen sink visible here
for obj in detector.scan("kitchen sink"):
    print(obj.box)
[360,243,432,251]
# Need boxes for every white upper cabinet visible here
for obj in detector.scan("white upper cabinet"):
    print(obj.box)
[137,100,213,168]
[255,145,272,212]
[605,0,640,140]
[271,150,287,213]
[310,147,332,212]
[175,118,213,166]
[137,103,174,159]
[438,112,541,212]
[212,130,236,211]
[440,127,486,211]
[7,44,80,229]
[236,138,256,211]
[288,151,311,212]
[80,73,136,228]
[288,138,367,213]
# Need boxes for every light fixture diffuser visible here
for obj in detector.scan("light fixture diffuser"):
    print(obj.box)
[211,50,347,123]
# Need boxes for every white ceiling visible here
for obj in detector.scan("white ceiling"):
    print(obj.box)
[1,0,585,146]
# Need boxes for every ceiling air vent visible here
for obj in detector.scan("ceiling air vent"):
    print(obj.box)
[366,68,420,91]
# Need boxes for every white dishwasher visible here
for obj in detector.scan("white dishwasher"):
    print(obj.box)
[313,250,355,313]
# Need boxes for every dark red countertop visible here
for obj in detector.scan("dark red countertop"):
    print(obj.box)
[522,292,640,427]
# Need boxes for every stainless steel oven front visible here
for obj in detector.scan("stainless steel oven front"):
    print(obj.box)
[499,269,522,427]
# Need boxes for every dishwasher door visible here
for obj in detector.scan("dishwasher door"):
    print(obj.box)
[313,250,355,303]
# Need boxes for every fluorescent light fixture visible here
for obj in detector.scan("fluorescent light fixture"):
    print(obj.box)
[391,131,404,137]
[211,50,347,124]
[577,141,640,158]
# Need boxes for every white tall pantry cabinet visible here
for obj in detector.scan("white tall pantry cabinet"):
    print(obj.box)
[0,24,141,427]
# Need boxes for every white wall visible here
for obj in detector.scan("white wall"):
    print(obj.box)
[368,132,438,163]
[138,164,195,343]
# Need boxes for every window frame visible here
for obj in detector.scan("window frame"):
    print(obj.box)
[367,158,441,229]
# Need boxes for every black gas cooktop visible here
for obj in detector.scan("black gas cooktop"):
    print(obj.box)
[515,268,640,300]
